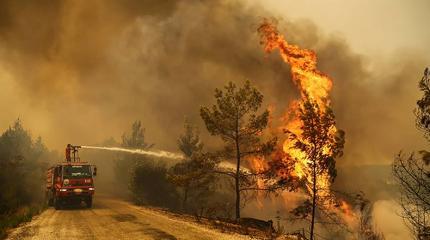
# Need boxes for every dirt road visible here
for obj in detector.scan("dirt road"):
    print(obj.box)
[6,196,250,240]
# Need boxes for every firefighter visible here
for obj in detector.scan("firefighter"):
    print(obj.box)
[65,144,72,162]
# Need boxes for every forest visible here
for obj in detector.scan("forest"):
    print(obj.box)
[1,68,429,239]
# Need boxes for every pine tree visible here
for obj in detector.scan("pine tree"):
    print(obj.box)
[200,80,276,219]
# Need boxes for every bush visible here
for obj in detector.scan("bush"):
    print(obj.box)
[0,205,44,239]
[130,160,180,209]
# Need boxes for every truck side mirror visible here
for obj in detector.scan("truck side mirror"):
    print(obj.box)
[93,166,97,176]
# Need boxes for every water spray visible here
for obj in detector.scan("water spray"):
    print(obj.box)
[80,146,184,160]
[74,145,241,171]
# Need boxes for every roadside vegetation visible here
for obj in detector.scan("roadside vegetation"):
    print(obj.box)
[0,120,56,239]
[0,81,391,239]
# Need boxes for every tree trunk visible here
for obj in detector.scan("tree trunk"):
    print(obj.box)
[310,161,317,240]
[235,135,241,220]
[235,113,241,220]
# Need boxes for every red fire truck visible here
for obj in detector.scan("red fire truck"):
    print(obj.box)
[46,144,97,209]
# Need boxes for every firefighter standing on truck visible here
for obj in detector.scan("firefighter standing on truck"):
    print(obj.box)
[65,144,72,162]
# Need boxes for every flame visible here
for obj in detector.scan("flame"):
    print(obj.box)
[250,20,358,232]
[248,156,268,208]
[257,19,337,198]
[340,200,353,217]
[339,200,356,226]
[258,21,332,109]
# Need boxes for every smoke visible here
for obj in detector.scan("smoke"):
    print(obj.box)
[372,200,411,240]
[0,0,292,152]
[0,1,428,237]
[81,145,183,159]
[0,0,427,168]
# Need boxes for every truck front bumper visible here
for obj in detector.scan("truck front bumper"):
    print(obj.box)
[56,188,94,198]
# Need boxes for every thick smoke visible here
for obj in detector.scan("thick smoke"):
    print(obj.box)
[1,0,428,238]
[0,0,428,188]
[0,0,426,165]
[0,0,426,159]
[0,0,293,151]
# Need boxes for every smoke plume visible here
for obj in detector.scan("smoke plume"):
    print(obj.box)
[1,1,428,238]
[0,0,427,167]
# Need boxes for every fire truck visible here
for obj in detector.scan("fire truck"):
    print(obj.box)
[45,144,97,209]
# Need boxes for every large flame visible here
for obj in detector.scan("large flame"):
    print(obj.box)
[257,19,336,197]
[250,19,355,232]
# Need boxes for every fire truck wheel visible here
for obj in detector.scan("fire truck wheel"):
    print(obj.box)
[86,197,93,208]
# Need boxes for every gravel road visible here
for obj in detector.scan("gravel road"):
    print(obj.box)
[6,196,250,240]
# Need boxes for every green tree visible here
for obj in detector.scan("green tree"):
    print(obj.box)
[168,119,215,212]
[177,119,203,158]
[286,99,344,240]
[121,121,154,149]
[119,121,179,208]
[200,81,276,219]
[115,121,154,196]
[0,119,49,214]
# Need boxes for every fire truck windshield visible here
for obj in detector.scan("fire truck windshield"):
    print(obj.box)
[63,165,92,178]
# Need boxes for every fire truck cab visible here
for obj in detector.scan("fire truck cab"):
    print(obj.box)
[45,145,97,209]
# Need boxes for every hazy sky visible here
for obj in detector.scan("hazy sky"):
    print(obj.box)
[260,0,430,55]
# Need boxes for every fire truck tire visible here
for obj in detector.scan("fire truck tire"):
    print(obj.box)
[86,197,93,208]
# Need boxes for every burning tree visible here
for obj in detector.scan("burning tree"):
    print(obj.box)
[393,67,430,239]
[200,80,277,219]
[115,121,154,193]
[257,19,345,240]
[286,99,345,240]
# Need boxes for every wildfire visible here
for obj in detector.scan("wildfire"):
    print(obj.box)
[243,19,357,236]
[249,156,268,208]
[340,200,351,214]
[257,19,337,197]
[258,21,332,109]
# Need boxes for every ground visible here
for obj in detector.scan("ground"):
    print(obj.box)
[6,196,253,240]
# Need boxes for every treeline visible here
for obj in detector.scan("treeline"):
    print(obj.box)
[112,81,277,221]
[0,80,392,239]
[0,120,56,238]
[115,120,234,218]
[118,81,386,240]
